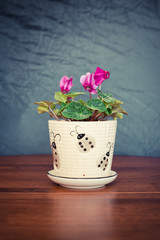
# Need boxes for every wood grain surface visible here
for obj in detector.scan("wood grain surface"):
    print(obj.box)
[0,155,160,240]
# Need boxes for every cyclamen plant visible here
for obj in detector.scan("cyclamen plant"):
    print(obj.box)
[34,67,128,121]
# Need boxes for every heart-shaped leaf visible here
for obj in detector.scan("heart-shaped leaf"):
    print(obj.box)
[62,102,92,120]
[97,89,115,104]
[54,92,68,103]
[87,99,106,112]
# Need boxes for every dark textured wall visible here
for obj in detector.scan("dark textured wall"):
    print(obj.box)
[0,0,160,156]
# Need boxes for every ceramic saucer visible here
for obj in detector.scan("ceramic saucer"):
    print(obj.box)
[47,170,118,189]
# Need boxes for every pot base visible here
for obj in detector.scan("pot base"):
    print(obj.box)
[47,170,118,189]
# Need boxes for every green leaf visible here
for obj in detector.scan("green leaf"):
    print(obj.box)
[113,99,123,105]
[112,105,128,115]
[37,106,49,114]
[54,92,68,103]
[65,92,85,98]
[57,102,67,114]
[53,109,60,115]
[97,89,115,104]
[50,103,56,109]
[52,103,67,116]
[105,106,112,115]
[120,107,128,115]
[97,89,112,97]
[113,116,117,120]
[87,99,106,112]
[34,101,47,106]
[111,113,123,120]
[62,102,92,120]
[116,113,123,119]
[34,101,56,108]
[78,99,87,106]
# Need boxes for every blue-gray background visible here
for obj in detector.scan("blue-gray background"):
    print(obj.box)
[0,0,160,156]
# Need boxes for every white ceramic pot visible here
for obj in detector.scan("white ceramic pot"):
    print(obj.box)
[47,120,118,189]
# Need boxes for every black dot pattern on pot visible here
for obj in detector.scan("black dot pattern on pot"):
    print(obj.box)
[97,155,108,171]
[77,136,95,153]
[53,150,60,169]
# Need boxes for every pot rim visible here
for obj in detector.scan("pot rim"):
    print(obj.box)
[48,119,117,123]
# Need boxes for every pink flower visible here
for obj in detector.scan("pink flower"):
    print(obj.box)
[80,72,98,94]
[60,75,73,93]
[93,67,110,86]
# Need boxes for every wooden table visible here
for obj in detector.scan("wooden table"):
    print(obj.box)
[0,155,160,240]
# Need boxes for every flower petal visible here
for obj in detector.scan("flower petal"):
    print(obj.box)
[94,67,110,86]
[105,71,110,79]
[90,89,98,94]
[60,75,73,93]
[66,77,73,93]
[95,67,105,74]
[86,72,91,85]
[60,75,68,88]
[80,72,98,94]
[80,75,86,86]
[91,80,98,89]
[94,78,104,86]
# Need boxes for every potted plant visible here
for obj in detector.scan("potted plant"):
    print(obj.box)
[34,67,128,189]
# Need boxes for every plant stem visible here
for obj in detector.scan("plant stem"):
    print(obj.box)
[95,112,104,121]
[102,115,109,121]
[48,106,60,121]
[48,112,53,118]
[90,110,98,121]
[90,93,92,100]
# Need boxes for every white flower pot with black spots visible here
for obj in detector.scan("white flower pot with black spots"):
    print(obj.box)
[47,120,118,189]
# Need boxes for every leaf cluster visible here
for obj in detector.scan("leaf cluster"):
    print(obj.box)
[34,90,128,121]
